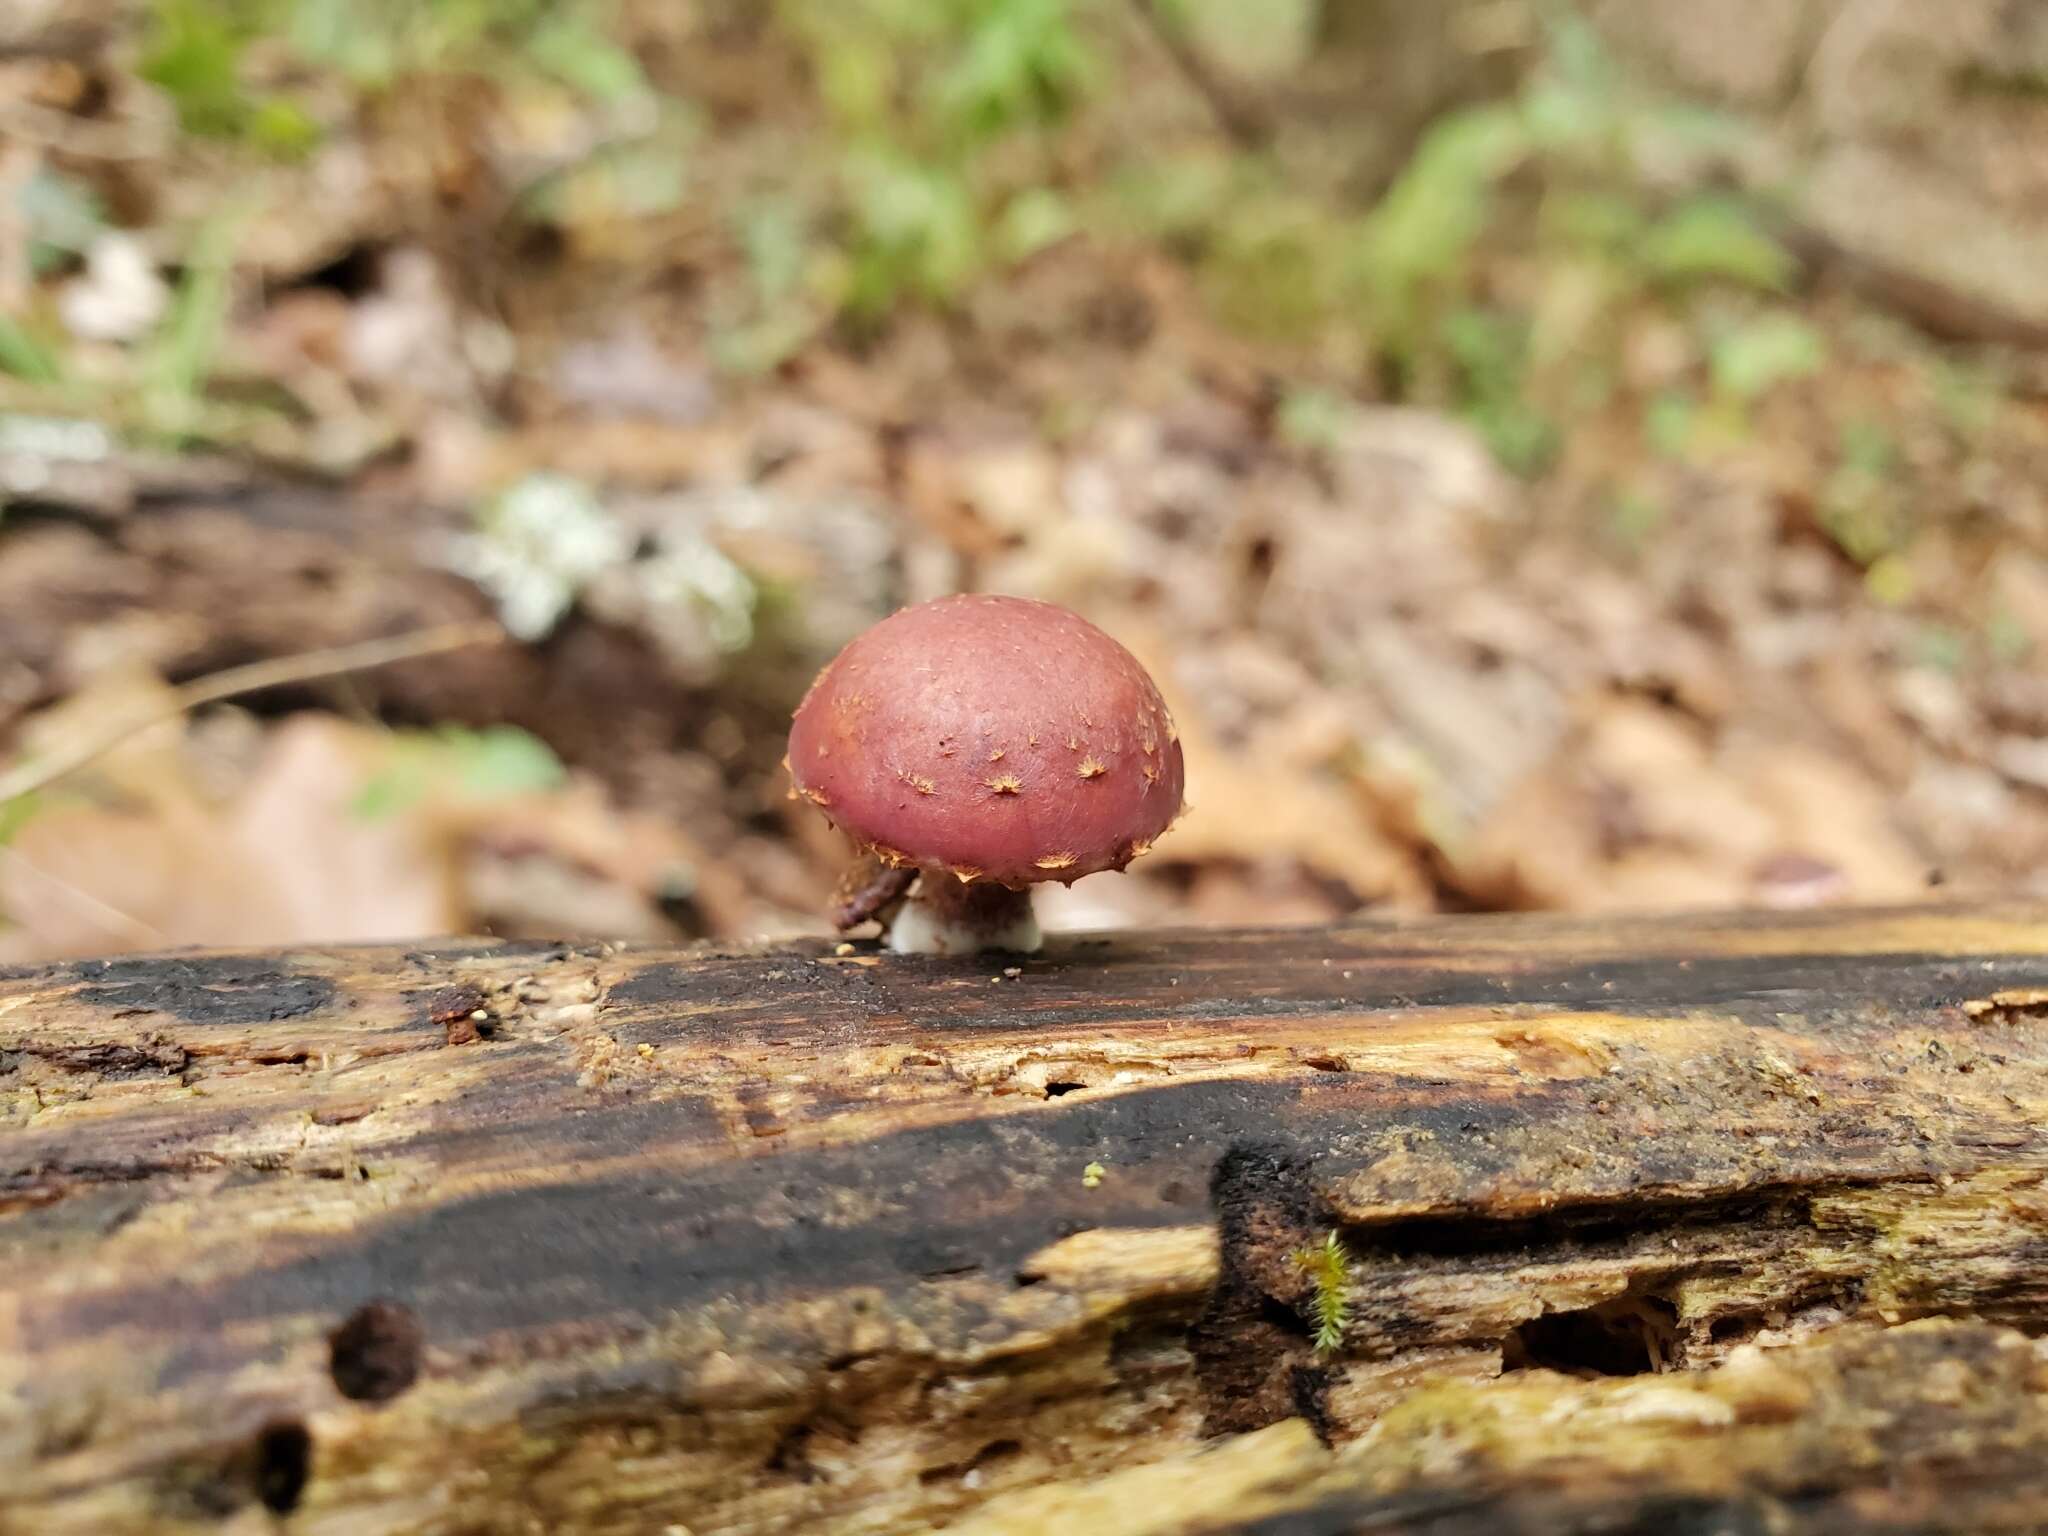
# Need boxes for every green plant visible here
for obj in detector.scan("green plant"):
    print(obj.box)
[1708,313,1825,404]
[352,726,566,819]
[1644,390,1697,458]
[141,0,648,154]
[712,199,826,376]
[777,0,1097,323]
[140,0,318,151]
[0,790,42,849]
[0,316,64,385]
[1275,386,1349,455]
[1351,103,1530,371]
[1444,308,1558,476]
[1608,486,1665,549]
[1291,1229,1352,1356]
[1640,195,1794,293]
[140,206,248,442]
[1822,418,1907,567]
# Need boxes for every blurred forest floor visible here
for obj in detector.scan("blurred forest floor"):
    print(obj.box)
[3,0,2048,961]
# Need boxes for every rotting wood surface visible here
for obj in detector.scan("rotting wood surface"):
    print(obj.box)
[4,904,2048,1533]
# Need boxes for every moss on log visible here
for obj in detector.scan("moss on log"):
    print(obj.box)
[4,905,2048,1532]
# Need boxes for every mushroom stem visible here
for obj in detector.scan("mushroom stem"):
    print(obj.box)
[887,875,1042,956]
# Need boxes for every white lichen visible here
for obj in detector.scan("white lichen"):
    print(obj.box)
[448,473,633,641]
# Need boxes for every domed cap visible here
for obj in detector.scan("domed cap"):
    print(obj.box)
[788,595,1185,887]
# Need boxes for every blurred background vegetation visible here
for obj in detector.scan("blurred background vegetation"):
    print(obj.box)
[2,0,2046,958]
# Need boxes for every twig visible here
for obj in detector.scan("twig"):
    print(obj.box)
[1125,0,1273,151]
[0,847,168,948]
[0,620,506,806]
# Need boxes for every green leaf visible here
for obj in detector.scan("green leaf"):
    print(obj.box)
[141,0,252,139]
[351,726,566,819]
[526,15,650,104]
[739,199,809,303]
[936,0,1092,144]
[1609,488,1665,548]
[1709,314,1824,402]
[843,151,980,315]
[0,314,64,384]
[0,790,42,848]
[1642,196,1794,292]
[450,726,567,798]
[142,205,250,438]
[996,186,1074,263]
[1355,104,1529,319]
[1546,190,1647,254]
[1838,416,1897,478]
[1276,386,1349,454]
[248,96,322,156]
[1444,308,1557,476]
[1645,390,1696,457]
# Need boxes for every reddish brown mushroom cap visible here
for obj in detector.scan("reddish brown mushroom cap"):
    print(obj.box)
[788,595,1185,887]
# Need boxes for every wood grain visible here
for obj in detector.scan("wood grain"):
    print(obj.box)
[4,904,2048,1533]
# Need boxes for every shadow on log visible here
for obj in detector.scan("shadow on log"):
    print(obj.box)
[4,904,2048,1532]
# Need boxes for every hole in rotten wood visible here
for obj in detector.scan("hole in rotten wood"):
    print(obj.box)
[1710,1313,1759,1344]
[329,1299,425,1403]
[254,1421,311,1514]
[1043,1080,1087,1098]
[1503,1293,1680,1378]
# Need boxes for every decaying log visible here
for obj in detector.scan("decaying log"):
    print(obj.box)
[4,904,2048,1533]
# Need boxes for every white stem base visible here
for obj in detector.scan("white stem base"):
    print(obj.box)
[885,879,1043,956]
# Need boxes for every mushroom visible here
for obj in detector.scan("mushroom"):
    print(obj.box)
[787,594,1186,954]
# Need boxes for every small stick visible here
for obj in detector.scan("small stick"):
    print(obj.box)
[0,620,506,806]
[1125,0,1272,150]
[0,847,167,947]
